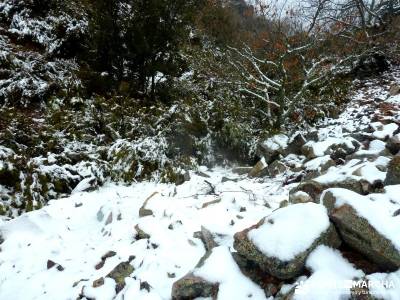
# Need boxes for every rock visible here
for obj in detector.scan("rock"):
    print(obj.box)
[106,261,135,293]
[72,177,98,193]
[92,277,105,288]
[248,158,269,178]
[232,252,282,298]
[95,250,117,270]
[139,192,158,217]
[386,134,400,155]
[233,203,341,279]
[389,84,400,96]
[196,171,210,178]
[304,156,335,173]
[232,167,253,175]
[257,134,289,163]
[175,171,191,186]
[331,205,400,271]
[289,191,313,204]
[268,160,287,177]
[288,181,325,202]
[286,133,306,155]
[201,198,221,208]
[171,273,219,300]
[302,138,359,160]
[305,130,319,142]
[384,156,400,185]
[193,226,218,251]
[135,225,150,240]
[221,176,238,183]
[47,260,64,271]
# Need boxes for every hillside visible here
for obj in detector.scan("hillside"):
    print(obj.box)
[1,0,400,299]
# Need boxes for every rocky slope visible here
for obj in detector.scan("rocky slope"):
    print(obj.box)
[1,68,400,299]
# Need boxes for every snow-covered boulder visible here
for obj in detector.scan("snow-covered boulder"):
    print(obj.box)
[322,188,400,271]
[289,180,325,202]
[257,134,289,163]
[301,137,359,160]
[370,122,399,140]
[384,156,400,186]
[172,247,266,300]
[233,203,341,279]
[296,245,364,300]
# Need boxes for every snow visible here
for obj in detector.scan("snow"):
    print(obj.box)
[0,168,285,300]
[294,245,364,300]
[262,134,289,151]
[372,123,399,140]
[304,137,355,158]
[367,270,400,299]
[248,203,330,261]
[315,157,386,185]
[194,246,266,300]
[304,155,332,171]
[321,188,400,251]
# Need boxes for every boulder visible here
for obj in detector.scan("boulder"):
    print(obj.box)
[288,181,325,202]
[193,226,218,251]
[384,156,400,185]
[302,138,359,160]
[232,253,282,298]
[257,134,289,163]
[389,84,400,96]
[171,273,218,300]
[106,261,135,293]
[248,158,269,178]
[268,160,287,177]
[289,191,313,204]
[386,134,400,155]
[234,203,341,279]
[175,171,191,186]
[286,133,306,155]
[331,205,400,271]
[172,250,219,300]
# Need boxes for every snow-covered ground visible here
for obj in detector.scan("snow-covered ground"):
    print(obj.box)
[0,169,290,300]
[2,68,400,300]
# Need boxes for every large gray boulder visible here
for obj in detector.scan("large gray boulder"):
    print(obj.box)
[322,188,400,271]
[331,205,400,271]
[233,203,341,279]
[384,156,400,186]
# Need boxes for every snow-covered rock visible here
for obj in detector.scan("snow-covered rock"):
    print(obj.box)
[234,203,341,279]
[257,134,289,163]
[322,188,400,270]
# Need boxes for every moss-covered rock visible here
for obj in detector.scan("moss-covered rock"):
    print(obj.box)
[384,156,400,185]
[106,261,135,293]
[331,204,400,271]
